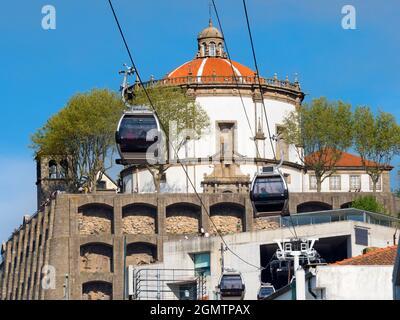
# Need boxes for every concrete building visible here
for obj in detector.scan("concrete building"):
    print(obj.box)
[268,246,398,300]
[2,187,398,300]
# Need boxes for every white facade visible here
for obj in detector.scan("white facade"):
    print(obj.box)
[120,21,391,195]
[315,265,394,300]
[122,94,304,193]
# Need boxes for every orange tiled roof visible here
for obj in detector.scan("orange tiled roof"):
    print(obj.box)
[333,246,398,266]
[167,57,257,79]
[305,149,392,169]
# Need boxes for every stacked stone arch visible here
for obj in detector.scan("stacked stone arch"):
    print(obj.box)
[122,203,157,235]
[82,281,112,300]
[165,202,201,235]
[77,203,114,235]
[209,202,245,235]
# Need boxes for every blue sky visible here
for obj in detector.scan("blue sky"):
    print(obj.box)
[0,0,399,242]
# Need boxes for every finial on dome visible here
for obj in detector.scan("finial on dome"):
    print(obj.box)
[196,18,226,58]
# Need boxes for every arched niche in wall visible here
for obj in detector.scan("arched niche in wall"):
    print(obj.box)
[125,242,157,266]
[296,201,332,213]
[165,203,201,235]
[80,243,113,273]
[122,204,157,235]
[209,202,245,235]
[82,281,112,300]
[77,203,114,235]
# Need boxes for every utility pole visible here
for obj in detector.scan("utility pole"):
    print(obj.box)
[63,274,69,300]
[220,243,225,273]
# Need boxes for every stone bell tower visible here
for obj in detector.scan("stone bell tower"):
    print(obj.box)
[35,155,69,209]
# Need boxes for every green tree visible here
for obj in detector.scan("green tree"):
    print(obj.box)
[353,107,400,192]
[283,97,353,192]
[351,195,385,213]
[31,89,125,192]
[132,86,210,192]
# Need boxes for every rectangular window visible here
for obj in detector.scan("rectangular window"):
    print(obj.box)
[192,252,210,276]
[355,227,368,246]
[309,175,317,190]
[96,180,107,190]
[369,175,382,191]
[349,175,361,191]
[329,175,341,190]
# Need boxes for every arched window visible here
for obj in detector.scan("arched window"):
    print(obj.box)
[48,160,57,179]
[209,42,216,56]
[59,159,68,178]
[218,43,223,55]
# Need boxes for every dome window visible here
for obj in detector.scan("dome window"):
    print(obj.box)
[209,42,216,57]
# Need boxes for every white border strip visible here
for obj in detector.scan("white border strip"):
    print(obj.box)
[223,59,242,77]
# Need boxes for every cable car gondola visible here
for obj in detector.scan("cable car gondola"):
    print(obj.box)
[115,108,162,165]
[218,270,246,300]
[250,166,289,217]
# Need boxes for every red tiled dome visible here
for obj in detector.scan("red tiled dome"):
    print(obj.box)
[167,57,257,79]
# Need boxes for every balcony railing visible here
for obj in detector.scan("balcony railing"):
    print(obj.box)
[138,75,301,91]
[262,208,400,229]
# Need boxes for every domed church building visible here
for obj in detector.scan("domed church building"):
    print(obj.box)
[120,20,306,194]
[120,20,394,197]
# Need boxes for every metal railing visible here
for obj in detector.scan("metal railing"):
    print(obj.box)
[133,268,207,300]
[261,208,400,229]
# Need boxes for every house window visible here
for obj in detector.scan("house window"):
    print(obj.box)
[369,175,382,191]
[96,180,107,190]
[349,175,361,191]
[329,175,341,190]
[193,252,210,276]
[355,227,368,246]
[309,175,317,190]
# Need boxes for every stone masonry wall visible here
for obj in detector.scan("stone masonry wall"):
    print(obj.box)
[253,218,280,231]
[210,215,243,235]
[122,205,156,235]
[82,282,112,300]
[165,205,200,235]
[126,243,156,266]
[80,244,113,273]
[209,204,244,235]
[78,205,113,235]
